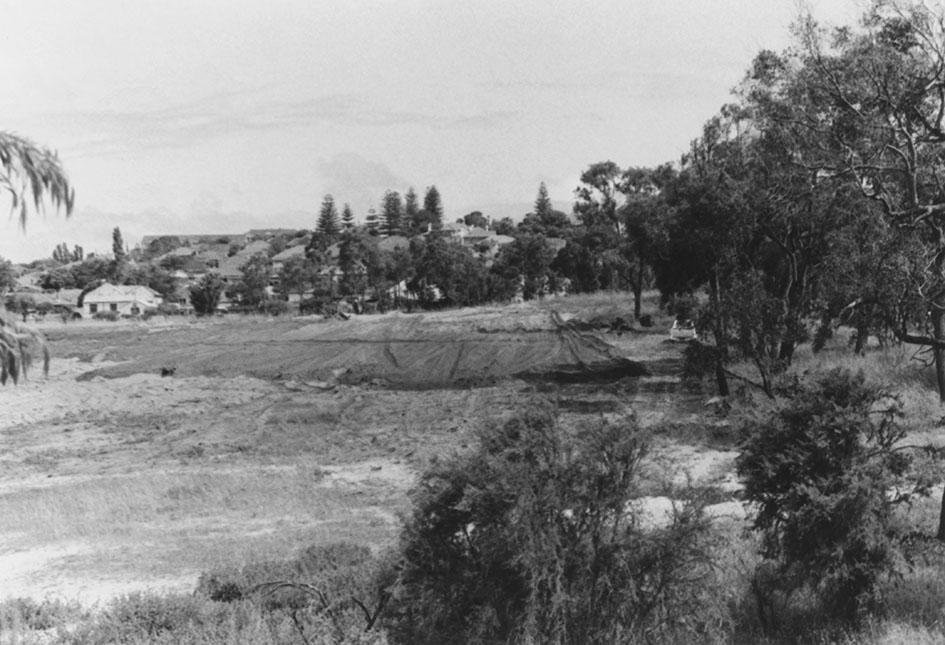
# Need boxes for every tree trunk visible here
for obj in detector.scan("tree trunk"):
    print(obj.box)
[632,256,644,320]
[937,485,945,541]
[933,307,945,403]
[715,356,730,397]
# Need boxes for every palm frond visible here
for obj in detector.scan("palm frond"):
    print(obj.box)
[0,131,74,228]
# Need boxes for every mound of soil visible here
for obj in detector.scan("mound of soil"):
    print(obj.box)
[75,310,647,389]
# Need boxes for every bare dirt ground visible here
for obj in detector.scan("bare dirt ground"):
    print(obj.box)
[0,300,738,607]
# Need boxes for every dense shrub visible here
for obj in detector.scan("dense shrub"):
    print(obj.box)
[261,299,288,316]
[92,310,120,321]
[737,368,925,624]
[384,404,712,644]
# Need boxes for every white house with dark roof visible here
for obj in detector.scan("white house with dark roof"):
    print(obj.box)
[83,284,162,317]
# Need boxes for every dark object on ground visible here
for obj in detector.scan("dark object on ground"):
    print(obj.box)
[160,367,176,377]
[639,314,653,327]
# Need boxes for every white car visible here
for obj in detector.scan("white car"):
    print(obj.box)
[669,318,698,342]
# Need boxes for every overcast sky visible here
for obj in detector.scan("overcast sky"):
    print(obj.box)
[0,0,862,262]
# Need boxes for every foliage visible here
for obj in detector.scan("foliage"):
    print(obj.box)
[490,233,557,300]
[0,131,74,227]
[143,236,183,260]
[385,404,711,644]
[52,241,83,264]
[0,256,15,294]
[316,194,340,239]
[234,253,272,309]
[381,190,404,237]
[736,368,926,623]
[189,273,225,316]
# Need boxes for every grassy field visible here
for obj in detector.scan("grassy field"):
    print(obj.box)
[3,293,945,643]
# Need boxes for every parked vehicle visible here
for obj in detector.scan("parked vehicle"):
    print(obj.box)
[669,318,698,342]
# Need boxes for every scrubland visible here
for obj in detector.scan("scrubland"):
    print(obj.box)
[1,294,944,643]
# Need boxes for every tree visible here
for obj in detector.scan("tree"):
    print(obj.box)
[404,187,421,234]
[111,226,128,282]
[143,236,183,260]
[277,255,313,301]
[338,230,377,297]
[491,217,516,235]
[341,203,355,230]
[189,273,225,316]
[491,234,558,301]
[422,185,443,227]
[365,208,381,235]
[534,181,553,219]
[573,161,624,232]
[52,242,82,264]
[235,253,272,309]
[381,190,404,237]
[112,227,126,263]
[0,258,16,294]
[0,131,74,384]
[385,404,710,644]
[317,194,340,239]
[462,211,488,228]
[737,369,924,622]
[0,131,74,228]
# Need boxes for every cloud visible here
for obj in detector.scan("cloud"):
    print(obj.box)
[34,87,520,159]
[318,153,409,216]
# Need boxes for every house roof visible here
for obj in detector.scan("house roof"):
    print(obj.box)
[217,256,246,278]
[49,289,83,307]
[84,283,161,303]
[465,227,492,237]
[235,240,271,257]
[272,245,306,262]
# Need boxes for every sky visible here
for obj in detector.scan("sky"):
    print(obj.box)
[0,0,863,262]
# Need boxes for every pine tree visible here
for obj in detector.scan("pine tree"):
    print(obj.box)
[405,187,420,234]
[534,182,552,219]
[341,203,355,230]
[365,208,381,235]
[423,185,443,227]
[382,190,404,237]
[317,194,340,238]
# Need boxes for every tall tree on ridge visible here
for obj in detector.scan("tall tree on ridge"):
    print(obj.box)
[534,181,553,219]
[382,190,404,237]
[316,194,340,239]
[404,187,420,234]
[423,185,443,229]
[341,203,355,230]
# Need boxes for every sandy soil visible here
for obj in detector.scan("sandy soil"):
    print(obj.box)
[0,303,740,607]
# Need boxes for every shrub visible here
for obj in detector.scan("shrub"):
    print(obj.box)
[261,299,288,316]
[92,310,120,321]
[0,597,83,631]
[384,404,712,644]
[737,368,923,624]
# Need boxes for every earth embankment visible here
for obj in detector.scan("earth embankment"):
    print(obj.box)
[61,307,647,388]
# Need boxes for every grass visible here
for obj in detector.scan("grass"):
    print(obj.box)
[12,295,945,643]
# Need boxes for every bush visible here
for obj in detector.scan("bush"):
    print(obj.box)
[92,310,120,321]
[736,368,924,624]
[261,299,288,316]
[384,404,712,644]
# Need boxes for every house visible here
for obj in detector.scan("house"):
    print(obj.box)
[271,245,306,273]
[83,284,162,317]
[234,240,271,258]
